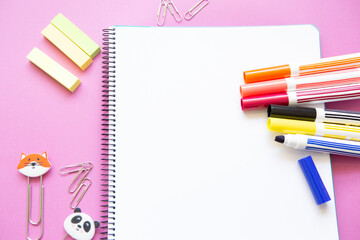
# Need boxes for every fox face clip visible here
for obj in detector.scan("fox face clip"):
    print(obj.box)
[17,152,52,177]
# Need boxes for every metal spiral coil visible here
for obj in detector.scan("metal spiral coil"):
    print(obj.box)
[100,28,116,240]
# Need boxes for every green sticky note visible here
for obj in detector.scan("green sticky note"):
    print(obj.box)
[51,13,100,59]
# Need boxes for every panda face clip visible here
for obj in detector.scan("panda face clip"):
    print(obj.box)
[64,208,100,240]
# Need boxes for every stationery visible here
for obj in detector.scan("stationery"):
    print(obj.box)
[27,47,81,92]
[275,134,360,158]
[18,152,52,240]
[240,68,360,98]
[63,208,100,240]
[243,52,360,83]
[42,24,93,70]
[242,82,360,110]
[58,162,93,209]
[156,0,182,26]
[184,0,210,20]
[268,117,360,141]
[298,156,331,205]
[100,25,338,239]
[268,105,360,126]
[51,13,100,59]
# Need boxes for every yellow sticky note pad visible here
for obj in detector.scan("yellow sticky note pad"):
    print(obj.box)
[51,13,100,59]
[27,47,81,92]
[42,24,92,71]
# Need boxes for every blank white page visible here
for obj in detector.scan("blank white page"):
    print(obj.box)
[110,25,338,240]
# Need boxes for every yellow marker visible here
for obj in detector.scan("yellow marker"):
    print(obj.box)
[267,117,360,142]
[27,47,81,92]
[42,24,92,71]
[51,13,100,59]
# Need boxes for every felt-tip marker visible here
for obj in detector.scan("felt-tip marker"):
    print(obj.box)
[267,117,360,142]
[241,83,360,110]
[275,134,360,158]
[268,105,360,127]
[240,69,360,98]
[243,52,360,83]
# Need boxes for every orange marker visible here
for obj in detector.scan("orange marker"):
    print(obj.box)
[240,68,360,98]
[243,52,360,84]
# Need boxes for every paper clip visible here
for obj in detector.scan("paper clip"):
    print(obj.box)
[184,0,209,20]
[167,0,182,23]
[59,162,93,175]
[156,0,182,26]
[59,162,93,208]
[59,162,93,193]
[17,152,52,240]
[70,178,92,209]
[63,208,100,240]
[157,0,168,26]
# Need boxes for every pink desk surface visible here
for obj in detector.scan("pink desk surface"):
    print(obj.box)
[1,0,360,239]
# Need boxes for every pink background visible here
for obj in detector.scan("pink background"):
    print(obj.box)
[1,0,360,239]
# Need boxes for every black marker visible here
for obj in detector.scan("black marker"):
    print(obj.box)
[268,105,360,127]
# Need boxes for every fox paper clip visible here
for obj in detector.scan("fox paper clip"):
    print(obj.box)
[63,208,100,240]
[17,152,52,240]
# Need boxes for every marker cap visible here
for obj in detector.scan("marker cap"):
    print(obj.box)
[267,117,316,135]
[298,156,331,205]
[240,79,288,98]
[241,92,289,110]
[243,64,291,84]
[267,105,317,121]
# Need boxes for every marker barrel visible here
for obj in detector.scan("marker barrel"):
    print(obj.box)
[243,52,360,84]
[278,134,360,158]
[268,105,360,127]
[267,118,360,142]
[267,105,316,121]
[241,69,360,98]
[242,83,360,110]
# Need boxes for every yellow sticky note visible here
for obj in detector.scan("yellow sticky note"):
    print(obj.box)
[42,24,93,71]
[51,13,100,59]
[27,47,81,92]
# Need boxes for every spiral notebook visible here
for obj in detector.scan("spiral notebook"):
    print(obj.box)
[101,26,338,240]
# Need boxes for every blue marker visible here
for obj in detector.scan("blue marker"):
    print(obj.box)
[275,134,360,158]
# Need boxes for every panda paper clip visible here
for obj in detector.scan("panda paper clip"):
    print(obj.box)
[17,152,52,240]
[63,208,100,240]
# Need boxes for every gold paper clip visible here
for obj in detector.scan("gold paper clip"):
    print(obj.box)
[70,178,92,209]
[184,0,209,20]
[17,152,52,240]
